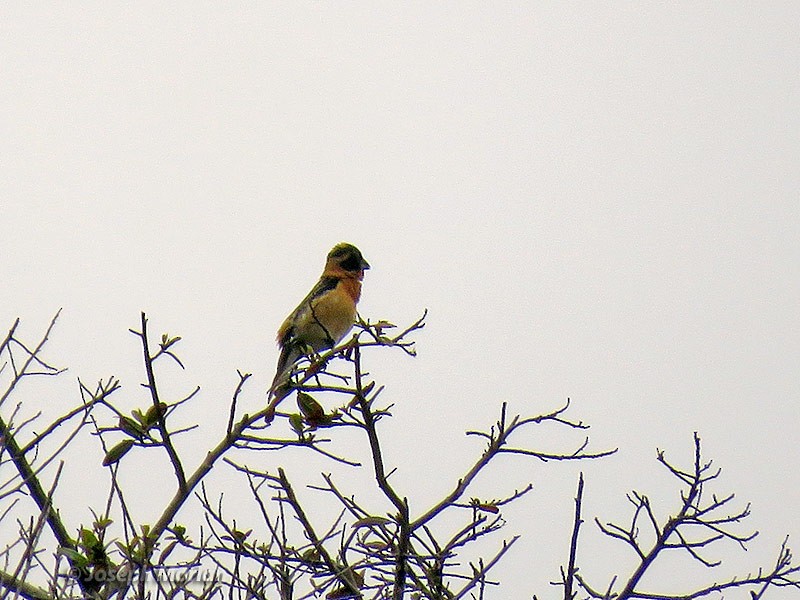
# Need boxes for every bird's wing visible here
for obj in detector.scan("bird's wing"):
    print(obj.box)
[272,275,341,389]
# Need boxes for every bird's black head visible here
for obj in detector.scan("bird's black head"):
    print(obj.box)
[327,243,370,274]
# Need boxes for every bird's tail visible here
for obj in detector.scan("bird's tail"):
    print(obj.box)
[268,344,301,400]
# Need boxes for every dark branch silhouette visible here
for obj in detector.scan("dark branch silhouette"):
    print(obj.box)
[0,312,797,600]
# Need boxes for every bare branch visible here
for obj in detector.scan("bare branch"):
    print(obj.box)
[133,312,187,492]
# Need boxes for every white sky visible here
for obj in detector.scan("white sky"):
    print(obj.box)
[2,3,798,598]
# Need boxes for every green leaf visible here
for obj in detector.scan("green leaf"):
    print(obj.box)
[297,392,325,420]
[102,440,134,466]
[352,516,391,528]
[300,547,321,564]
[158,540,178,564]
[80,527,99,549]
[161,333,182,348]
[144,402,167,427]
[171,524,186,539]
[57,547,88,568]
[118,415,144,438]
[232,529,251,542]
[289,413,304,435]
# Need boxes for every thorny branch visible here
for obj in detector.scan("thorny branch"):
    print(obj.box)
[412,400,616,531]
[575,432,800,600]
[0,312,93,596]
[131,312,187,492]
[2,311,798,600]
[352,342,410,600]
[558,472,584,600]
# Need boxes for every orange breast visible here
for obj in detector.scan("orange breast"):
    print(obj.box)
[304,283,358,346]
[339,277,362,302]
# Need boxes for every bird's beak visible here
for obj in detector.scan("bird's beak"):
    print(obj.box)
[361,259,371,270]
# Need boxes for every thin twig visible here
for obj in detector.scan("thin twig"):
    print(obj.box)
[563,473,584,600]
[135,312,187,492]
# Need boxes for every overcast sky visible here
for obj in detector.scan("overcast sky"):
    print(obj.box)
[2,3,798,598]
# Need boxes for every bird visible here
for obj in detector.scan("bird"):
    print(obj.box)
[269,243,370,398]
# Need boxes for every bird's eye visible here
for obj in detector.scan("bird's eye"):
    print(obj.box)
[339,253,363,272]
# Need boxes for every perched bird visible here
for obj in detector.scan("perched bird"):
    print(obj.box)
[269,243,370,397]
